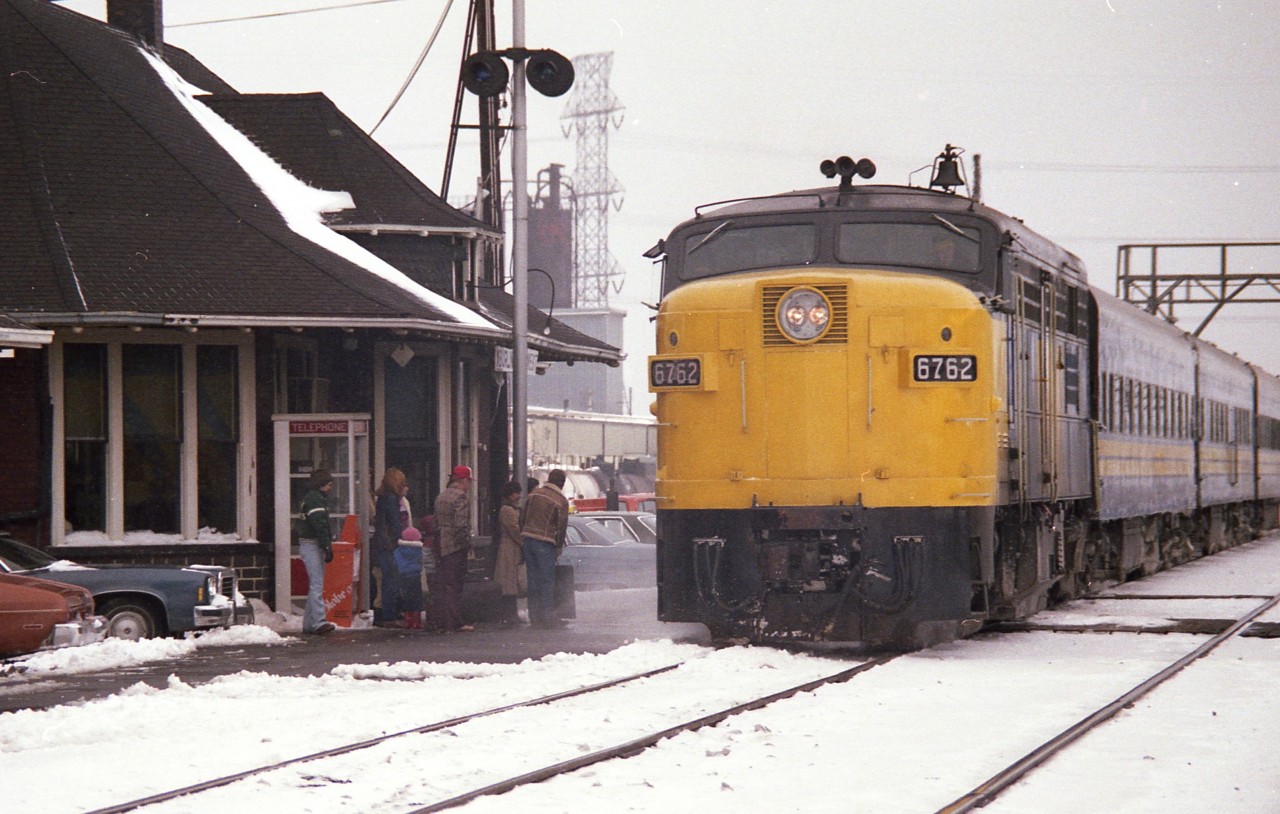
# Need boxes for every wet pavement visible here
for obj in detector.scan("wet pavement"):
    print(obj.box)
[0,589,710,713]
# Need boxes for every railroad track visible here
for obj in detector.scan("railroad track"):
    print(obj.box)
[935,589,1280,813]
[87,652,896,814]
[986,592,1280,636]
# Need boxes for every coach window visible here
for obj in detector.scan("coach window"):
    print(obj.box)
[1136,382,1145,435]
[1134,382,1142,435]
[1112,374,1120,428]
[1128,378,1136,434]
[1147,384,1156,436]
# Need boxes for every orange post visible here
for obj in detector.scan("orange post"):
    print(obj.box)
[323,515,362,628]
[323,542,355,627]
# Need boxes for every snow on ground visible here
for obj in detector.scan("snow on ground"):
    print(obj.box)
[9,623,290,677]
[2,538,1279,813]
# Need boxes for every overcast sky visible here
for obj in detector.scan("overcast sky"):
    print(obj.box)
[64,0,1280,406]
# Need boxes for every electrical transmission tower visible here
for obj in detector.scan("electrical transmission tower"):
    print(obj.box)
[560,53,625,308]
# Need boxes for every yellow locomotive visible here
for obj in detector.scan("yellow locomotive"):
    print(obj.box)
[647,148,1279,647]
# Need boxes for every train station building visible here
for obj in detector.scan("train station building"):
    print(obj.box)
[0,0,622,607]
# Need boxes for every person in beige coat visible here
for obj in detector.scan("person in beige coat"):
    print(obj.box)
[494,480,524,626]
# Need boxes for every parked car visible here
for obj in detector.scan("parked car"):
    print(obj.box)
[0,533,250,641]
[0,572,106,658]
[561,514,656,590]
[572,511,656,546]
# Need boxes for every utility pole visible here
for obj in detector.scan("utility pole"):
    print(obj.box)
[457,1,574,490]
[510,0,529,488]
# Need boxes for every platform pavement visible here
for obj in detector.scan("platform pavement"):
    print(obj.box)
[0,589,709,713]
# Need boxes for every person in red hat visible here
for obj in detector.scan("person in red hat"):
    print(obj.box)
[433,464,475,632]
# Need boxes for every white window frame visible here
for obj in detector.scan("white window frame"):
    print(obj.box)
[50,329,257,545]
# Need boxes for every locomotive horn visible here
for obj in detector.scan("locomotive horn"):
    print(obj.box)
[821,155,876,190]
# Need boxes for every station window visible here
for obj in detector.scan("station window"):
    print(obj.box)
[198,345,240,533]
[59,337,247,542]
[122,344,182,534]
[63,343,107,533]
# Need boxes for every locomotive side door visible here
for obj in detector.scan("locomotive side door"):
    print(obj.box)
[1006,265,1093,506]
[1008,269,1052,504]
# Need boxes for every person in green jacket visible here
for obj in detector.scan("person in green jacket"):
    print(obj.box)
[299,469,337,635]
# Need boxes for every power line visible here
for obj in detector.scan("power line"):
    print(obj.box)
[168,0,408,28]
[368,0,456,135]
[991,161,1280,174]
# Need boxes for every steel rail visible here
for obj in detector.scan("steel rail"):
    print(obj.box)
[408,654,899,813]
[936,590,1280,813]
[84,662,687,814]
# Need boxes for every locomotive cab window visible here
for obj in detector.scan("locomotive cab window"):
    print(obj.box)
[836,221,982,273]
[680,222,817,281]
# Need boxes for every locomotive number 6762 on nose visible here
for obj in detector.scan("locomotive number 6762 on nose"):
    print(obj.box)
[649,357,703,388]
[913,354,977,382]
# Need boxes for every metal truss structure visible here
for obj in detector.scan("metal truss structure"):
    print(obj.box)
[1116,242,1280,336]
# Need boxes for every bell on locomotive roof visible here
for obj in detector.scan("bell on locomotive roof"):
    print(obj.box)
[926,144,962,191]
[929,144,966,192]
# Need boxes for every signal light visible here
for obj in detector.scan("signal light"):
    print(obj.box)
[461,52,510,97]
[461,49,575,98]
[526,50,575,97]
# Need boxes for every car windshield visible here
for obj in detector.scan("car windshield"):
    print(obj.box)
[0,535,60,571]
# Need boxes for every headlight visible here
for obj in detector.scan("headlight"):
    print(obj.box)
[201,576,215,603]
[776,287,832,342]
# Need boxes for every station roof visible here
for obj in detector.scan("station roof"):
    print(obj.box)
[0,0,499,338]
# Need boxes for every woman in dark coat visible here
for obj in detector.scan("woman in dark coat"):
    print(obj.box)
[372,467,409,626]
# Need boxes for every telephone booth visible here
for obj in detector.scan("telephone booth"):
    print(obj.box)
[272,414,370,617]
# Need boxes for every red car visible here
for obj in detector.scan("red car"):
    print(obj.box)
[0,572,106,658]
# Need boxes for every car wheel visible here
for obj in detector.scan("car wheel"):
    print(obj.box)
[99,599,160,641]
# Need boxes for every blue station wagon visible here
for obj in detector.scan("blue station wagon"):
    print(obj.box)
[0,533,249,640]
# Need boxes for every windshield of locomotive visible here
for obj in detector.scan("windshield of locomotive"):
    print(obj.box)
[680,222,817,280]
[837,221,981,273]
